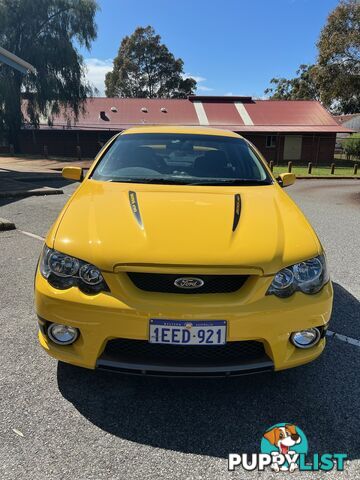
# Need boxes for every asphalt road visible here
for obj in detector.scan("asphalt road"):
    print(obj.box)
[0,179,359,480]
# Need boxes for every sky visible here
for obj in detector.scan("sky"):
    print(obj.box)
[80,0,340,97]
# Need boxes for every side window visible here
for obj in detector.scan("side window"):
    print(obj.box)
[266,135,277,148]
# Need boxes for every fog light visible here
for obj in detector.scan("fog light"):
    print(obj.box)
[290,328,321,349]
[47,323,79,345]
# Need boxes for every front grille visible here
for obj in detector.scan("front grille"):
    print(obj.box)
[101,338,266,366]
[127,273,248,294]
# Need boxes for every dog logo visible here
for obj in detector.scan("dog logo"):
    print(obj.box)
[228,422,347,472]
[261,423,308,472]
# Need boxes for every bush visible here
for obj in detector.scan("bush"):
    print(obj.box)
[343,133,360,160]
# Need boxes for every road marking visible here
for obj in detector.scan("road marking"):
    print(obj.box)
[18,230,44,241]
[327,330,360,348]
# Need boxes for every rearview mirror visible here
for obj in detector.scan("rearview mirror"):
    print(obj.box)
[278,172,296,188]
[62,166,83,182]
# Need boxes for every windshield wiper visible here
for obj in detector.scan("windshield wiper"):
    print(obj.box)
[107,177,193,185]
[105,178,272,186]
[189,179,272,186]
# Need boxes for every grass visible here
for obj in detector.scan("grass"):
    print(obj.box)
[333,153,360,163]
[273,165,359,177]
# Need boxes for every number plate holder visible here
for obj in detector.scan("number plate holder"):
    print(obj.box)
[149,319,227,345]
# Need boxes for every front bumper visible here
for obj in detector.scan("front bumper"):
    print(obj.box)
[35,269,333,375]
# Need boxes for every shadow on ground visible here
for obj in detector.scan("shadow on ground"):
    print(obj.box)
[330,283,360,338]
[57,283,360,459]
[0,169,75,207]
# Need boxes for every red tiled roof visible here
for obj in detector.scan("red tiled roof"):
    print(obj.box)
[26,97,352,133]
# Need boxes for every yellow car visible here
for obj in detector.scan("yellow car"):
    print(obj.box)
[35,126,333,376]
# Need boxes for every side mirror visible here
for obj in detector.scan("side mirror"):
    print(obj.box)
[62,166,83,182]
[278,172,296,188]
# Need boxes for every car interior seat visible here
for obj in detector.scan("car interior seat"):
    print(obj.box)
[193,150,232,178]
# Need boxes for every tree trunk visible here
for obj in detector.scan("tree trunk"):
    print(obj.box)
[4,70,23,153]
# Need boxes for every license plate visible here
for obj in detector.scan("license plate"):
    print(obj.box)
[149,319,227,345]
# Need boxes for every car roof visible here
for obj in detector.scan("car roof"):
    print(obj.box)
[121,125,243,138]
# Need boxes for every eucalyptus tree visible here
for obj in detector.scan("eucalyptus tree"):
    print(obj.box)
[105,26,196,98]
[0,0,98,150]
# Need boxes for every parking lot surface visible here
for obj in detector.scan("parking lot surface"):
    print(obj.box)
[0,179,359,479]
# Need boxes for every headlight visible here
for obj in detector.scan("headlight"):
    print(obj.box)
[79,264,103,285]
[266,254,329,298]
[48,251,79,277]
[47,323,79,345]
[40,246,109,294]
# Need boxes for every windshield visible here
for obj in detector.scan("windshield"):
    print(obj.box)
[91,133,272,185]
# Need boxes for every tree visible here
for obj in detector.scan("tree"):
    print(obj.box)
[105,26,196,98]
[343,133,360,160]
[264,1,360,114]
[315,0,360,114]
[0,0,98,150]
[264,64,320,100]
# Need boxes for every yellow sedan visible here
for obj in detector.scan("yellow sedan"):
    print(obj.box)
[35,126,333,376]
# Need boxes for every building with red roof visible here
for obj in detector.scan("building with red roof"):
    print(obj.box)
[333,114,360,135]
[19,96,352,164]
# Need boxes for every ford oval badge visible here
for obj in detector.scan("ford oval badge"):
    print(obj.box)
[174,277,205,289]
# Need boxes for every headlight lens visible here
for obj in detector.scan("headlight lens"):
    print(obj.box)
[266,254,329,298]
[272,268,294,290]
[48,251,80,277]
[40,246,109,294]
[47,323,79,345]
[79,263,103,285]
[293,257,322,284]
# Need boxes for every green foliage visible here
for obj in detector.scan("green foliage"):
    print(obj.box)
[343,133,360,159]
[265,0,360,114]
[264,64,320,100]
[315,0,360,114]
[0,0,98,149]
[105,26,196,98]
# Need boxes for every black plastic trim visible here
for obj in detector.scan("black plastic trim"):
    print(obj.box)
[232,194,241,231]
[96,357,274,377]
[128,190,143,228]
[127,272,248,294]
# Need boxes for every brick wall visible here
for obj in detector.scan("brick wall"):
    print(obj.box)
[242,133,281,163]
[19,129,117,158]
[242,132,336,165]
